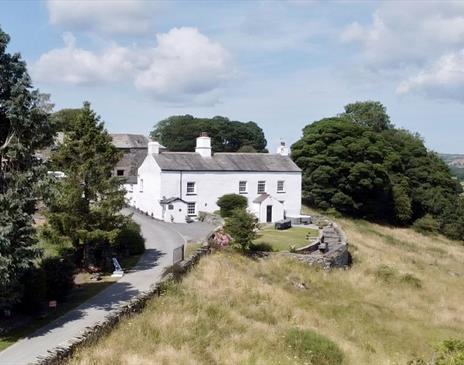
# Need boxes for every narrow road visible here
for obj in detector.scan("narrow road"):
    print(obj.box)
[0,210,190,365]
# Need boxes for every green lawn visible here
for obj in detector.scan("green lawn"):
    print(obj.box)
[253,225,319,252]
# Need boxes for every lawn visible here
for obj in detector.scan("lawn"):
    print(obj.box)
[68,213,464,365]
[253,225,319,251]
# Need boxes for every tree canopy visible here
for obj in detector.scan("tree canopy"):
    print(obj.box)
[0,27,54,309]
[150,115,267,152]
[45,103,126,267]
[292,101,463,240]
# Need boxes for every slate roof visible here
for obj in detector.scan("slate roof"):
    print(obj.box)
[253,193,271,203]
[160,197,187,205]
[110,134,149,149]
[152,152,301,172]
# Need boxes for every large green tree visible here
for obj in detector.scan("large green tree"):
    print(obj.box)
[45,103,126,267]
[292,102,462,239]
[0,28,54,309]
[150,115,267,152]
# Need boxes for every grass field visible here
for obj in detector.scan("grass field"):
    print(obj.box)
[68,212,464,365]
[253,225,319,251]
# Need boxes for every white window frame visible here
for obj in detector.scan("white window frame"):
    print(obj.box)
[239,181,247,194]
[277,180,285,193]
[187,202,196,216]
[257,180,266,194]
[186,182,196,195]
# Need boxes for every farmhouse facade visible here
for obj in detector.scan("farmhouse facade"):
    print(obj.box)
[127,133,302,223]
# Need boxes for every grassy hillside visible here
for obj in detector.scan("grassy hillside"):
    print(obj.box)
[68,213,464,365]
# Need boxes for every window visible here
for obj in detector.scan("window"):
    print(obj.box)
[168,204,174,210]
[239,181,247,194]
[139,178,143,192]
[257,181,266,194]
[186,182,196,195]
[187,202,196,216]
[116,169,124,176]
[277,180,285,193]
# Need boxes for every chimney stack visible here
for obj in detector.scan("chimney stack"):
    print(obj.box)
[195,132,212,158]
[148,140,160,155]
[276,140,289,156]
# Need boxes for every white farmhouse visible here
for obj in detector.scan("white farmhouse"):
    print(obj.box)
[128,133,302,223]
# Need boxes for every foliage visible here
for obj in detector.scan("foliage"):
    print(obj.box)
[50,108,82,132]
[209,229,231,249]
[292,101,463,240]
[113,220,145,255]
[341,100,394,132]
[413,214,440,235]
[409,339,464,365]
[45,103,126,267]
[285,328,344,365]
[18,266,47,314]
[224,209,260,251]
[150,115,267,152]
[0,27,54,310]
[216,193,248,217]
[42,256,75,301]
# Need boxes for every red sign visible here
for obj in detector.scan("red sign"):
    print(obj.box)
[49,300,57,308]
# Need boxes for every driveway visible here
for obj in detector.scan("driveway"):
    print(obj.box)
[0,210,212,365]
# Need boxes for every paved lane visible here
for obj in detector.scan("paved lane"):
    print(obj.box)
[0,210,185,365]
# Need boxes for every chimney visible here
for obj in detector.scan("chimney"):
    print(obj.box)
[148,140,160,155]
[276,140,289,156]
[195,132,212,158]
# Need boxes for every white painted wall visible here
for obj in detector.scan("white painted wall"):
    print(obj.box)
[128,153,302,223]
[161,200,188,223]
[159,170,301,222]
[252,195,286,223]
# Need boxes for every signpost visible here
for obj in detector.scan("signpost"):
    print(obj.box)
[48,300,57,310]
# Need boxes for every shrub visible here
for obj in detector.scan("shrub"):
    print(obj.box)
[413,214,440,235]
[285,328,344,365]
[42,256,76,301]
[217,194,248,218]
[19,266,47,314]
[224,208,260,251]
[408,338,464,365]
[114,220,145,255]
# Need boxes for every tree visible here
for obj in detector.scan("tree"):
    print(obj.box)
[150,115,268,152]
[292,102,462,239]
[50,108,82,132]
[45,103,126,267]
[341,101,393,132]
[0,27,54,309]
[217,194,248,217]
[224,208,260,251]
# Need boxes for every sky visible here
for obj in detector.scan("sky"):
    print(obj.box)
[1,0,464,153]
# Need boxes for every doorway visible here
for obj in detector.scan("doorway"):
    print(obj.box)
[266,205,273,223]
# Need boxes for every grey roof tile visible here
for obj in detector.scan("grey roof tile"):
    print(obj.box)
[153,152,301,172]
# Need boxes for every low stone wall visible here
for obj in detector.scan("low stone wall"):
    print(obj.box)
[37,246,211,365]
[270,220,351,270]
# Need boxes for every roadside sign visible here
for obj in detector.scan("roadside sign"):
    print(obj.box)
[49,300,57,309]
[173,245,185,264]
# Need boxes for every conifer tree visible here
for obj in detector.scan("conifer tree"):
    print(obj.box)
[0,27,54,309]
[46,103,125,267]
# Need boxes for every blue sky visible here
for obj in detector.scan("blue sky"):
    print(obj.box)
[2,0,464,153]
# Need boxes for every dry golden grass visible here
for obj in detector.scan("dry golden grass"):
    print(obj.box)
[68,212,464,365]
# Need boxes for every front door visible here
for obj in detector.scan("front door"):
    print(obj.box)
[266,205,273,223]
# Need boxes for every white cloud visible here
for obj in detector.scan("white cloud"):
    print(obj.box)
[46,0,156,35]
[134,27,232,102]
[397,50,464,101]
[32,33,141,85]
[341,1,464,68]
[32,28,233,104]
